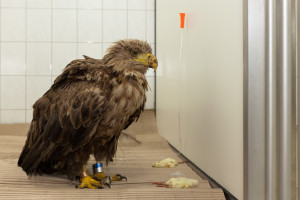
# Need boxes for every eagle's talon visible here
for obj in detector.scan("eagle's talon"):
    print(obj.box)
[104,176,111,188]
[104,183,111,189]
[75,176,81,181]
[111,174,127,181]
[76,175,102,189]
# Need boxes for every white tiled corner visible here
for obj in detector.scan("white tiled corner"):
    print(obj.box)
[103,0,127,9]
[26,109,33,123]
[78,43,102,59]
[146,11,155,43]
[52,43,77,75]
[26,0,51,8]
[1,42,26,75]
[128,11,146,40]
[26,43,51,75]
[0,0,25,7]
[102,42,113,56]
[1,9,25,41]
[52,9,77,42]
[1,110,25,123]
[128,0,145,10]
[78,0,102,9]
[103,10,127,42]
[26,76,51,109]
[145,76,154,109]
[1,76,25,109]
[146,0,154,10]
[52,0,77,8]
[27,9,51,42]
[78,10,102,42]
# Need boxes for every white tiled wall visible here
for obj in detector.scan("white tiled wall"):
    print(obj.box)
[0,0,155,123]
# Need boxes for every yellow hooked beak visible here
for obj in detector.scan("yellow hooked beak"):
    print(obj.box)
[134,53,158,71]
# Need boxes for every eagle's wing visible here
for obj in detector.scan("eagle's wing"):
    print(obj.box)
[18,57,108,175]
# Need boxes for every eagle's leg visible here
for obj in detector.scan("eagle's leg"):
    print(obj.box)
[92,162,106,181]
[76,165,102,189]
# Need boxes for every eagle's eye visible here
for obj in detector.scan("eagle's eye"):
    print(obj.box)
[131,51,138,56]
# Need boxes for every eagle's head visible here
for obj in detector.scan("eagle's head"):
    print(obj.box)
[103,39,158,74]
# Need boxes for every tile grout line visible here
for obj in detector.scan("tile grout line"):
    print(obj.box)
[126,0,128,38]
[25,0,27,123]
[50,0,53,84]
[1,41,112,43]
[1,7,153,11]
[102,0,104,57]
[1,108,34,111]
[76,0,78,59]
[0,4,1,123]
[0,74,156,77]
[154,0,156,112]
[145,0,147,42]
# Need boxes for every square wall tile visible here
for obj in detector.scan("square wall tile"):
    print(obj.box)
[52,43,77,75]
[128,0,145,10]
[144,76,154,109]
[26,109,33,123]
[78,0,102,9]
[78,43,102,59]
[128,11,146,40]
[27,9,51,41]
[146,0,154,10]
[1,9,25,41]
[26,76,51,109]
[26,43,51,75]
[52,9,77,42]
[0,0,25,7]
[26,0,51,8]
[103,10,127,42]
[1,110,25,123]
[1,76,25,109]
[78,10,102,42]
[103,0,126,9]
[1,42,26,75]
[146,11,155,43]
[52,0,76,8]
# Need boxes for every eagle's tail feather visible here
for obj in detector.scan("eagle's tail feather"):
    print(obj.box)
[18,122,36,170]
[18,120,49,175]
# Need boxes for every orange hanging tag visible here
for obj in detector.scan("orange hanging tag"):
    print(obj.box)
[179,13,185,28]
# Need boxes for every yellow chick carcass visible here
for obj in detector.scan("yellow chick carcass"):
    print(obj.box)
[165,177,199,188]
[152,158,178,168]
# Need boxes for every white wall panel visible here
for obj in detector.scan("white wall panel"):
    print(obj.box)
[156,0,243,199]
